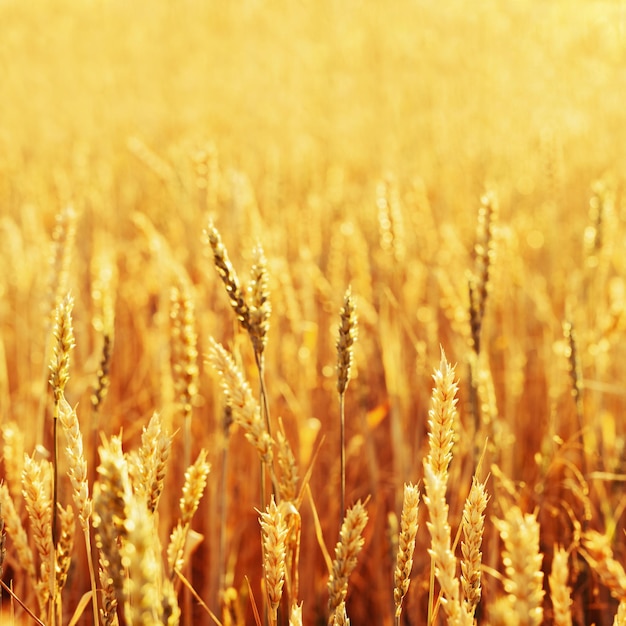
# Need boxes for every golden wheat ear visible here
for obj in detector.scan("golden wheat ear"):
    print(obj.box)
[327,499,368,624]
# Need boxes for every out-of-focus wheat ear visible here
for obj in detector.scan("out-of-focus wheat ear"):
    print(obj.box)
[170,272,199,470]
[0,483,37,584]
[0,502,6,579]
[22,455,54,620]
[468,191,497,356]
[336,287,357,518]
[259,496,289,625]
[549,546,573,626]
[393,483,420,624]
[92,435,131,609]
[47,206,77,321]
[331,601,350,626]
[55,503,74,594]
[92,332,113,415]
[1,422,25,502]
[276,419,299,503]
[203,221,251,332]
[494,506,544,626]
[91,246,116,416]
[133,411,173,515]
[162,577,182,626]
[615,601,626,626]
[582,531,626,600]
[327,500,368,623]
[121,496,165,626]
[562,318,584,432]
[460,477,488,618]
[98,555,120,626]
[425,348,458,479]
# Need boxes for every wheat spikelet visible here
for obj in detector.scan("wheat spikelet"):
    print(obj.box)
[0,483,37,583]
[327,500,368,623]
[331,601,350,626]
[393,482,420,621]
[47,206,77,319]
[207,338,274,465]
[259,496,289,622]
[549,546,573,626]
[204,222,251,332]
[494,506,544,626]
[289,602,303,626]
[582,530,626,600]
[460,477,488,617]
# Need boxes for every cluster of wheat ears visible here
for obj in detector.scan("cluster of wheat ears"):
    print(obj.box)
[0,183,625,626]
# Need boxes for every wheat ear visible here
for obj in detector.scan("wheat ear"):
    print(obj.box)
[336,287,357,517]
[331,601,350,626]
[460,477,488,617]
[259,496,289,625]
[170,273,199,470]
[327,500,368,623]
[58,398,99,626]
[549,546,573,626]
[22,455,54,621]
[615,601,626,626]
[582,531,626,600]
[167,449,210,578]
[494,506,544,626]
[393,482,420,623]
[1,422,25,502]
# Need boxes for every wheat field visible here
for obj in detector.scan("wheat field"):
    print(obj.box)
[2,0,626,624]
